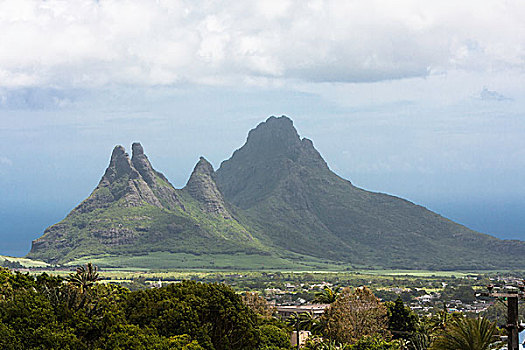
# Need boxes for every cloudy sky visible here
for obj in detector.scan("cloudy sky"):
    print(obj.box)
[1,0,525,256]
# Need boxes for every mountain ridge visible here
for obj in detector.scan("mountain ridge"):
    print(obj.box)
[27,116,525,269]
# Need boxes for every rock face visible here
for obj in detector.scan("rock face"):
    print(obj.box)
[75,144,163,213]
[184,157,230,217]
[130,142,183,211]
[131,142,157,185]
[216,116,328,209]
[27,117,525,269]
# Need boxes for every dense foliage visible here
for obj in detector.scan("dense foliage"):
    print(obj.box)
[321,287,390,345]
[0,266,509,350]
[429,316,501,350]
[0,267,289,350]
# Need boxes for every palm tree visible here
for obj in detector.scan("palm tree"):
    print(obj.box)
[407,332,431,350]
[430,316,502,350]
[314,286,340,304]
[67,262,100,294]
[288,312,322,349]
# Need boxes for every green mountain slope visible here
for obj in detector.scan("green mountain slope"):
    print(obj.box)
[215,116,525,270]
[27,143,266,264]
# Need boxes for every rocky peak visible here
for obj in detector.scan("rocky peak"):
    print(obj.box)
[75,144,164,213]
[219,115,329,170]
[129,142,182,211]
[243,116,301,155]
[215,116,332,207]
[131,142,145,156]
[185,157,229,216]
[298,138,329,169]
[131,142,156,185]
[102,145,139,183]
[192,156,215,176]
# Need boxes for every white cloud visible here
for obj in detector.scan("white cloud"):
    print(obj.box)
[0,0,523,88]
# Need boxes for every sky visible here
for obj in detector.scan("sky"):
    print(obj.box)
[1,0,525,256]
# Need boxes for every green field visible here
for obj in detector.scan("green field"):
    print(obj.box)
[352,269,475,277]
[0,255,50,268]
[4,252,521,279]
[63,251,352,271]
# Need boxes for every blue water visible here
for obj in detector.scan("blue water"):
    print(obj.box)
[0,203,71,257]
[424,198,525,242]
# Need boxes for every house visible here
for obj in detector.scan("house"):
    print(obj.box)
[276,304,329,319]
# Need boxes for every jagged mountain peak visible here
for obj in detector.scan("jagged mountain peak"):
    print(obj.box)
[70,143,164,214]
[113,144,126,155]
[192,156,215,176]
[185,157,230,216]
[252,115,296,133]
[128,142,181,210]
[243,115,301,154]
[102,145,139,183]
[216,116,329,207]
[131,142,156,185]
[186,156,215,188]
[221,115,326,168]
[131,142,145,156]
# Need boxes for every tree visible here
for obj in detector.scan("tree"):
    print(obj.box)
[67,262,100,294]
[406,333,431,350]
[386,297,418,339]
[287,312,322,334]
[305,339,351,349]
[321,287,390,345]
[430,316,501,350]
[304,336,400,350]
[288,312,316,350]
[257,324,291,350]
[482,299,525,324]
[99,324,204,350]
[242,292,275,318]
[124,281,259,350]
[314,287,340,304]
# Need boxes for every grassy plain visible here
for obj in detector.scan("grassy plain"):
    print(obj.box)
[4,253,522,280]
[61,251,353,271]
[0,255,50,268]
[4,253,523,294]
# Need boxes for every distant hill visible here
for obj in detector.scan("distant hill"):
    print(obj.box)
[28,116,525,269]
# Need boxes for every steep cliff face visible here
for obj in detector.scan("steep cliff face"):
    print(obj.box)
[184,157,230,217]
[216,116,328,209]
[131,142,183,210]
[75,145,163,214]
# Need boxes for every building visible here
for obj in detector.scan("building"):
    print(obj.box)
[276,304,329,319]
[291,330,311,347]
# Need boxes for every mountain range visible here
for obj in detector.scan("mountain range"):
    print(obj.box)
[27,116,525,270]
